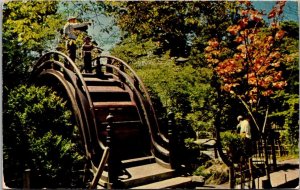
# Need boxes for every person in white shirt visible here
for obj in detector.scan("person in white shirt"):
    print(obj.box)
[63,16,91,61]
[240,115,253,157]
[240,116,251,139]
[236,115,243,134]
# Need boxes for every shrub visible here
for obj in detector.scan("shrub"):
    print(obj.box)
[3,85,84,188]
[220,131,247,163]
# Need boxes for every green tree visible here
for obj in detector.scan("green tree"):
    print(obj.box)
[107,1,235,58]
[269,20,299,152]
[3,1,63,89]
[109,1,238,135]
[3,85,84,188]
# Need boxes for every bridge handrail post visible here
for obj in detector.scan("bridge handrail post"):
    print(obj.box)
[106,113,118,188]
[168,111,177,169]
[118,64,125,83]
[23,169,31,189]
[95,57,103,76]
[106,58,113,74]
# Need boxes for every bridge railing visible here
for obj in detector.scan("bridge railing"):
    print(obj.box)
[93,55,169,143]
[31,51,106,152]
[31,51,173,166]
[96,62,170,160]
[91,55,171,162]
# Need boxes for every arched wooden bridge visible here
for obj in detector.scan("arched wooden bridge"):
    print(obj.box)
[30,52,192,188]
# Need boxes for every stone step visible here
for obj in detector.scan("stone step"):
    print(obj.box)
[120,163,175,188]
[131,176,192,189]
[99,163,174,187]
[121,156,156,168]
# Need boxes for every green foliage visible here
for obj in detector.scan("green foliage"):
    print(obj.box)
[269,21,299,152]
[270,93,299,152]
[108,1,241,135]
[220,131,247,163]
[110,2,298,161]
[185,138,201,151]
[3,2,62,50]
[111,38,159,63]
[3,85,84,188]
[193,165,209,177]
[3,1,63,89]
[107,1,234,57]
[118,47,215,133]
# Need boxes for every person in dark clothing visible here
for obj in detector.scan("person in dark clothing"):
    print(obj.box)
[81,36,96,73]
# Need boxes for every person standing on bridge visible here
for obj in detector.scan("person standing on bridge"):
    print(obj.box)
[81,36,102,73]
[63,16,91,61]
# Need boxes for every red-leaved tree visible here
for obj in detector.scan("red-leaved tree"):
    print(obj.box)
[205,0,294,186]
[205,0,292,132]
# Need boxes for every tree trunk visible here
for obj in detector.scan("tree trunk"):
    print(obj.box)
[262,135,271,188]
[229,165,235,188]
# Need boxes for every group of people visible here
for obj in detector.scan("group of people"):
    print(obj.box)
[63,16,101,73]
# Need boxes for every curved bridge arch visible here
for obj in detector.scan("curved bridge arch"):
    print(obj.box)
[30,51,173,186]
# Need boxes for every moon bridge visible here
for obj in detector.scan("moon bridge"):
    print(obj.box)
[29,51,185,188]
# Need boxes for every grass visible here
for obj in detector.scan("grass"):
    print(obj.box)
[277,153,299,162]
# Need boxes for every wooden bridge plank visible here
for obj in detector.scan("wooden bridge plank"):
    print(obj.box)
[93,101,136,108]
[87,86,125,93]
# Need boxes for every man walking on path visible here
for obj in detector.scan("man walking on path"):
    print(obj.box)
[236,115,243,134]
[240,115,251,139]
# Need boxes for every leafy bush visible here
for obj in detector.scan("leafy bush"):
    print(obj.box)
[193,165,209,177]
[193,159,229,185]
[3,85,84,188]
[220,131,247,163]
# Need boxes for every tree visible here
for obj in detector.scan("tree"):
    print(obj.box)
[106,1,235,58]
[205,0,297,186]
[109,1,239,135]
[206,0,293,134]
[269,20,299,153]
[3,1,63,89]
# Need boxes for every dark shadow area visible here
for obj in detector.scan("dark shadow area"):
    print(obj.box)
[274,163,299,172]
[275,178,299,188]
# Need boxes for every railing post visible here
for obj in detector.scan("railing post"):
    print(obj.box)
[89,147,110,189]
[168,111,177,169]
[23,169,30,189]
[119,64,125,82]
[106,58,113,73]
[106,113,118,188]
[133,77,139,91]
[270,130,277,169]
[53,53,59,62]
[96,58,103,76]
